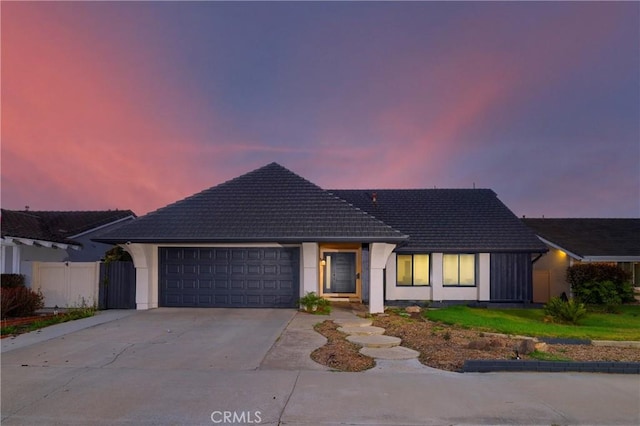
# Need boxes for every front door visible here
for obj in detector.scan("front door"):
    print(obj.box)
[323,252,357,294]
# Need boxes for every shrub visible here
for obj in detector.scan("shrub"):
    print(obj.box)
[0,287,45,319]
[572,280,624,308]
[1,274,26,288]
[544,297,587,325]
[298,292,331,314]
[567,264,634,304]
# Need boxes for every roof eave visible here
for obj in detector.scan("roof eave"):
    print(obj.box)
[93,235,409,245]
[1,236,82,250]
[394,247,548,254]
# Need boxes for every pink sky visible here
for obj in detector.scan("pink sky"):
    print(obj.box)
[2,2,638,218]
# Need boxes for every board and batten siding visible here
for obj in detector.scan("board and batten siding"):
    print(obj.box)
[490,253,533,302]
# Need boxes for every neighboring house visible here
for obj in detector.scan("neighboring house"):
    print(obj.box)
[95,163,546,313]
[1,209,136,285]
[522,218,640,302]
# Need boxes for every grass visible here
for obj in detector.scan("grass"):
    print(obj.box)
[1,306,96,336]
[527,350,573,362]
[425,305,640,341]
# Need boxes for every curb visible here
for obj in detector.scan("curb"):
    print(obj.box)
[463,360,640,374]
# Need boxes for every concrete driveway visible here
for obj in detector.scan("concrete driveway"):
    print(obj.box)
[2,309,639,425]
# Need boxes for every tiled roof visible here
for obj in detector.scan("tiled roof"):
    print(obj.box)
[1,209,135,245]
[95,163,408,244]
[522,218,640,258]
[332,189,547,253]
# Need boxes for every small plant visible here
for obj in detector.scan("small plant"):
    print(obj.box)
[298,292,331,315]
[544,297,587,325]
[442,330,451,341]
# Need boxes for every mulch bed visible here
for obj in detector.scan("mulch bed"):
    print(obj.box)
[311,321,375,372]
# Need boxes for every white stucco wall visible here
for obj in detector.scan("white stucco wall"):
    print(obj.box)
[385,252,491,302]
[301,242,319,297]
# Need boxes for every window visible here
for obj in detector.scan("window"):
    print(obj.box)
[443,254,475,286]
[397,254,430,286]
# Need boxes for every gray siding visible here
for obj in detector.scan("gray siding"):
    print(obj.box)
[361,244,370,303]
[490,253,533,302]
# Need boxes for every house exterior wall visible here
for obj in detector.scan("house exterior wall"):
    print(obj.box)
[532,247,572,298]
[125,241,396,313]
[385,252,492,302]
[490,253,533,302]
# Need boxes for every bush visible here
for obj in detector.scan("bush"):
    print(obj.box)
[567,264,634,304]
[1,287,45,319]
[1,274,26,288]
[544,297,587,325]
[573,280,625,308]
[298,292,331,314]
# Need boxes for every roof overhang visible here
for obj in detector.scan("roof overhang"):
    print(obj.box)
[581,256,640,262]
[93,235,409,245]
[1,236,81,251]
[394,247,548,254]
[537,236,639,262]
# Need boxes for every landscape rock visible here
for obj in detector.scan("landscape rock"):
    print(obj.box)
[405,306,422,313]
[534,342,548,352]
[517,339,537,355]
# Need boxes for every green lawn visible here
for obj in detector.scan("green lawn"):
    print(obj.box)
[425,305,640,341]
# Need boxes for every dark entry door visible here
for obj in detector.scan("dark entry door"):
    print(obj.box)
[323,252,356,294]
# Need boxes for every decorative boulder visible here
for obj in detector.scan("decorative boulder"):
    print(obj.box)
[534,342,548,352]
[517,339,537,355]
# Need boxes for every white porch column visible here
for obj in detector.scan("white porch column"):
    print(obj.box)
[478,253,491,301]
[431,253,444,301]
[301,243,319,297]
[11,246,21,274]
[369,243,396,314]
[123,243,156,310]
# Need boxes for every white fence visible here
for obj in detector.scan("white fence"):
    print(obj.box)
[31,262,100,308]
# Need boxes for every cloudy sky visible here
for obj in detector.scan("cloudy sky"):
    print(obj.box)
[2,1,638,218]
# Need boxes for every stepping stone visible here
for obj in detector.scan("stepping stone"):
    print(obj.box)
[346,334,401,348]
[337,325,385,336]
[360,346,420,360]
[333,318,372,328]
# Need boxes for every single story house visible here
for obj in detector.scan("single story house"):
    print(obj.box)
[522,218,640,302]
[1,209,136,285]
[95,163,546,313]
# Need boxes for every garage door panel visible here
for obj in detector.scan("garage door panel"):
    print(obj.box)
[159,247,299,308]
[214,279,228,289]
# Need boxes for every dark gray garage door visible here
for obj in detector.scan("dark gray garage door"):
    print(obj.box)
[159,247,299,308]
